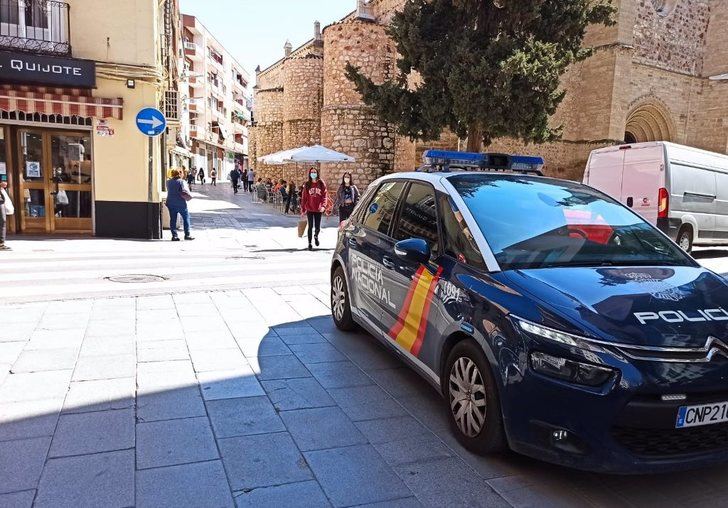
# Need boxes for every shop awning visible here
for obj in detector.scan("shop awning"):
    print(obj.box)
[0,89,123,120]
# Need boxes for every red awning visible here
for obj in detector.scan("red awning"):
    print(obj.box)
[0,88,123,120]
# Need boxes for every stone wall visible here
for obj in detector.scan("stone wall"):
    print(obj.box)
[283,55,324,149]
[633,0,710,76]
[320,18,397,187]
[703,0,728,77]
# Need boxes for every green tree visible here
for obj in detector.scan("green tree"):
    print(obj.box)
[346,0,615,151]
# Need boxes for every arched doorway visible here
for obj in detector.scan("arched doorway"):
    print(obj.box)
[624,101,676,143]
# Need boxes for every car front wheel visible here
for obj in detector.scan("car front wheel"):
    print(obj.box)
[445,340,506,454]
[331,266,356,331]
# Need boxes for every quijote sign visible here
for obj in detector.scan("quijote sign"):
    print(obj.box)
[0,50,95,88]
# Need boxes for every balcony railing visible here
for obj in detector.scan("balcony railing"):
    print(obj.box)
[0,0,70,55]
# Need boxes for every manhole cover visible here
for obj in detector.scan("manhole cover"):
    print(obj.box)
[105,274,168,284]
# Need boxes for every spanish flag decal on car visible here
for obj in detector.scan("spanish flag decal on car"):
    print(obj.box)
[389,265,443,357]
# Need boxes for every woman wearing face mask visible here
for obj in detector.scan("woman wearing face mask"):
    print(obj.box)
[334,172,359,222]
[301,167,327,250]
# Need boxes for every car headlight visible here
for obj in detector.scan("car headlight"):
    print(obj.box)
[530,351,614,387]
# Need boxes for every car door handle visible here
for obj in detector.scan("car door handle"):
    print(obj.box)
[626,197,633,207]
[382,256,396,269]
[347,238,357,247]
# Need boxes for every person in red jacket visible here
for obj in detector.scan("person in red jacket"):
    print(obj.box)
[301,167,327,250]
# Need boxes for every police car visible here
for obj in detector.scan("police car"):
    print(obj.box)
[330,150,728,473]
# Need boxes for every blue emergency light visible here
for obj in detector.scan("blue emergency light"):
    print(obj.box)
[419,149,545,175]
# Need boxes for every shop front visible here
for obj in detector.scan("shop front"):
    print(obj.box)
[0,50,123,236]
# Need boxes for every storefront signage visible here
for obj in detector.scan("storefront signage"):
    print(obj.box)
[0,51,96,88]
[96,119,115,137]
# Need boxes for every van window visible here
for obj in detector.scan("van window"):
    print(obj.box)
[362,181,405,236]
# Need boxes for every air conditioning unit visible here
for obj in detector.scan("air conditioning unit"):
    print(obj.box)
[164,90,180,122]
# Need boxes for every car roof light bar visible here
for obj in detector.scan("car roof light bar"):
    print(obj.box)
[418,149,545,175]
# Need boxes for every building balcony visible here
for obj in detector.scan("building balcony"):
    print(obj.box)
[0,0,70,55]
[188,74,204,88]
[184,41,202,61]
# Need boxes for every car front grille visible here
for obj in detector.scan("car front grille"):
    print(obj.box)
[613,423,728,458]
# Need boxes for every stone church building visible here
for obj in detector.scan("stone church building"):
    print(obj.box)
[250,0,728,186]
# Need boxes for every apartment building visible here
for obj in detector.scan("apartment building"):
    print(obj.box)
[0,0,181,239]
[181,14,251,178]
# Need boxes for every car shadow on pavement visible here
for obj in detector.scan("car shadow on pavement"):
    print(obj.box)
[4,310,728,507]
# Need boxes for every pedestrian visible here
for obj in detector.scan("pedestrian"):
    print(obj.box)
[0,181,13,251]
[247,167,255,193]
[166,169,194,242]
[210,168,217,186]
[334,171,360,222]
[301,167,327,251]
[230,167,241,194]
[198,167,206,185]
[187,168,196,189]
[285,181,298,214]
[242,168,249,192]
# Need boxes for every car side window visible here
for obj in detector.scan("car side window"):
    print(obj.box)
[393,182,440,256]
[362,181,405,235]
[439,195,486,270]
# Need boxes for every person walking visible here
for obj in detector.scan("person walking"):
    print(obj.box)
[187,168,196,189]
[285,181,298,214]
[334,172,360,222]
[210,169,217,186]
[0,181,13,251]
[242,168,249,192]
[301,167,327,251]
[230,167,241,194]
[247,168,255,193]
[166,169,194,242]
[198,167,206,185]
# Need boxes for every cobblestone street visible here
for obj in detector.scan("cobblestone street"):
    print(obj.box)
[3,186,728,507]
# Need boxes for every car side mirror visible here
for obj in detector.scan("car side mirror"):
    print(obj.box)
[394,238,431,265]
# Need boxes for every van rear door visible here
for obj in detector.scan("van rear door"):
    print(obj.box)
[620,145,665,225]
[584,149,624,201]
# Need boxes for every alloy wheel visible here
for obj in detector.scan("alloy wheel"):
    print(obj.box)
[332,275,346,322]
[679,233,691,251]
[449,357,487,438]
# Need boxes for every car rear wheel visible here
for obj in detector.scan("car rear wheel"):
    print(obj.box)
[445,340,506,454]
[331,266,356,331]
[677,225,693,253]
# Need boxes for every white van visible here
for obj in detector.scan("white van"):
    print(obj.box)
[583,141,728,252]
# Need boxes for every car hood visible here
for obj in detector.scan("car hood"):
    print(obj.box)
[502,266,728,348]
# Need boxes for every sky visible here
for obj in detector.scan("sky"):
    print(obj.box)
[179,0,356,84]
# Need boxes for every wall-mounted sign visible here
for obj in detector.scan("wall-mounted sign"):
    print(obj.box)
[96,119,115,137]
[0,50,96,88]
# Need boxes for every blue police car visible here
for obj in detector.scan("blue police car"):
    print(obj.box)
[330,150,728,473]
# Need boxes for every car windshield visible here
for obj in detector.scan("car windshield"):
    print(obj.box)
[450,174,693,270]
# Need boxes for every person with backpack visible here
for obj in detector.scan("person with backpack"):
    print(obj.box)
[166,169,194,242]
[301,167,327,251]
[187,168,196,189]
[210,168,217,186]
[334,172,360,222]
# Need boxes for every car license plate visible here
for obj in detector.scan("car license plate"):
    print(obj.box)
[676,401,728,428]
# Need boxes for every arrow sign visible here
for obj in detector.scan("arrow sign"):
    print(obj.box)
[135,107,167,137]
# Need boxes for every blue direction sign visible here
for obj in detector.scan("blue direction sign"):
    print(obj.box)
[135,107,166,137]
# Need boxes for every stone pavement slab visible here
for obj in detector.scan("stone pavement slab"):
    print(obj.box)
[0,398,63,441]
[49,408,135,457]
[328,384,408,422]
[136,416,219,469]
[35,449,135,508]
[261,377,335,411]
[249,354,311,380]
[233,480,330,508]
[0,436,51,494]
[0,490,35,508]
[219,432,313,491]
[136,387,207,422]
[62,377,136,414]
[304,444,411,507]
[0,370,72,403]
[198,367,265,400]
[136,460,234,508]
[207,395,285,438]
[11,347,78,373]
[72,353,136,381]
[280,406,368,452]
